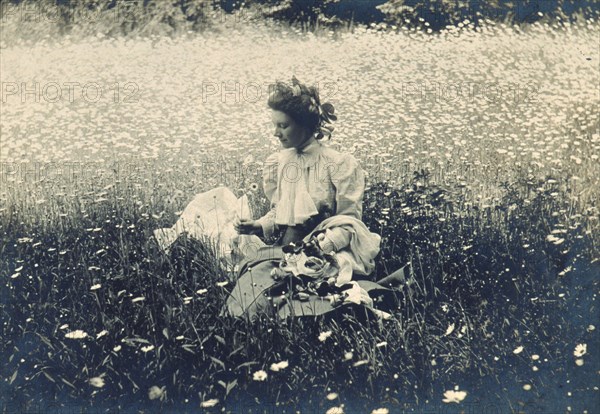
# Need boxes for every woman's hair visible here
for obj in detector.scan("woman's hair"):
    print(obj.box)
[267,76,337,140]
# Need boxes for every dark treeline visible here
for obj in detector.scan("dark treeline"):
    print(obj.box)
[1,0,598,35]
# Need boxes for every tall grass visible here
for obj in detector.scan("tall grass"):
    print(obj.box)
[1,166,598,411]
[1,10,599,414]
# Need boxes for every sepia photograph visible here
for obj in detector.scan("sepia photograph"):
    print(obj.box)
[0,0,598,412]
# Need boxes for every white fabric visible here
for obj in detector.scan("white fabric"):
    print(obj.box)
[317,232,336,254]
[343,282,373,307]
[273,140,321,225]
[256,139,366,240]
[153,187,265,265]
[305,215,381,277]
[334,251,354,285]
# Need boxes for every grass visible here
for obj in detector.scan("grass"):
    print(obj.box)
[1,171,598,412]
[1,10,599,414]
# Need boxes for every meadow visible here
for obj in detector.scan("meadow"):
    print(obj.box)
[1,13,599,414]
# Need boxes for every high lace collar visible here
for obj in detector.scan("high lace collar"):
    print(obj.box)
[274,138,323,226]
[279,138,322,166]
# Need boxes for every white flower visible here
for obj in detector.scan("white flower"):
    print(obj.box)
[326,407,344,414]
[318,331,332,342]
[59,324,69,330]
[148,385,165,400]
[372,409,389,414]
[523,384,532,391]
[131,296,145,303]
[575,359,584,366]
[89,377,105,388]
[573,343,587,357]
[96,330,108,339]
[196,288,208,295]
[200,398,219,408]
[65,330,88,339]
[343,351,353,361]
[444,323,455,336]
[141,345,155,353]
[90,284,101,291]
[326,392,338,400]
[216,281,229,287]
[353,360,369,367]
[375,341,388,348]
[253,370,268,381]
[371,309,392,320]
[513,346,524,354]
[113,345,122,352]
[270,360,289,372]
[442,389,467,403]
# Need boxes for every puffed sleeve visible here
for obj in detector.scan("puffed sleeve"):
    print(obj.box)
[255,152,280,241]
[332,153,365,219]
[325,152,366,251]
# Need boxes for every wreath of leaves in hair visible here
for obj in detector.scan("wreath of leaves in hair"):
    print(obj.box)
[276,75,337,140]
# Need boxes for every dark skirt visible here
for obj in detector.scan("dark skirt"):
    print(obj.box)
[224,246,403,321]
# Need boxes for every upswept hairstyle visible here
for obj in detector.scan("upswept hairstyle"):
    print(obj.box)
[267,76,337,140]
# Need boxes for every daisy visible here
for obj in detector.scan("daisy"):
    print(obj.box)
[442,389,467,403]
[318,331,332,342]
[573,344,587,357]
[270,361,289,372]
[200,398,219,408]
[65,330,88,339]
[89,377,105,388]
[252,370,268,381]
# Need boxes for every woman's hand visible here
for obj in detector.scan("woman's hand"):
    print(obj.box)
[233,218,263,237]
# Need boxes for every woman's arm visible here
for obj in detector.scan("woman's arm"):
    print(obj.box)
[332,153,365,219]
[254,152,280,242]
[319,153,366,252]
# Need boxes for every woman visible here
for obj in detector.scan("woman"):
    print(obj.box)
[156,76,391,320]
[234,76,381,279]
[225,77,392,320]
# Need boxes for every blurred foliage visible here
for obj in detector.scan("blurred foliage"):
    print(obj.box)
[0,0,598,38]
[376,0,599,30]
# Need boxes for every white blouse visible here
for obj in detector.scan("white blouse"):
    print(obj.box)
[256,138,366,248]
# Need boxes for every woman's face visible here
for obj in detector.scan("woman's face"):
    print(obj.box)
[271,110,312,149]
